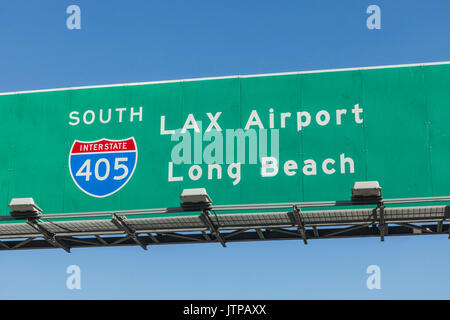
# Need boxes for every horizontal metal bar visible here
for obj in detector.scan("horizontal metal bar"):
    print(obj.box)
[383,197,450,204]
[0,224,447,251]
[0,217,446,240]
[323,224,373,238]
[12,237,37,249]
[162,233,202,242]
[394,223,434,233]
[224,229,249,239]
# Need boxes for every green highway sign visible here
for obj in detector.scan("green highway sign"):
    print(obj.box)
[0,61,449,217]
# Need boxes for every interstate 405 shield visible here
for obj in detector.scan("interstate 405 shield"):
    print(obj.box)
[69,138,138,197]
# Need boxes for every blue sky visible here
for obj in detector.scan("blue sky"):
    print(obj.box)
[0,0,449,299]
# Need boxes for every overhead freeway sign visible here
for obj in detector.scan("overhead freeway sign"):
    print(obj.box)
[0,61,449,216]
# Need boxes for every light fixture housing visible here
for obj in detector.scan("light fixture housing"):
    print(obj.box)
[8,198,42,219]
[180,188,212,211]
[351,181,382,203]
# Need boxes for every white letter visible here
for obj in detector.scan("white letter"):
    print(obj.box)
[130,107,143,122]
[261,157,278,177]
[83,110,95,125]
[322,158,336,175]
[181,114,200,133]
[336,109,347,125]
[160,116,175,135]
[303,159,317,175]
[188,165,202,181]
[352,104,364,124]
[99,109,111,124]
[116,108,126,123]
[283,160,298,176]
[168,162,183,182]
[280,112,291,128]
[316,110,330,126]
[208,164,222,180]
[297,112,311,131]
[340,153,355,174]
[245,110,264,130]
[206,112,222,132]
[269,108,274,129]
[69,111,80,126]
[228,163,241,185]
[66,5,81,30]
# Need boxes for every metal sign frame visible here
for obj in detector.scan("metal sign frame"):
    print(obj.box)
[0,196,448,252]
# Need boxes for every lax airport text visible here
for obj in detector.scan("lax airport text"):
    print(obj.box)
[161,104,361,185]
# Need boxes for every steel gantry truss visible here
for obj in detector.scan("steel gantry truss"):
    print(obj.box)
[0,196,449,252]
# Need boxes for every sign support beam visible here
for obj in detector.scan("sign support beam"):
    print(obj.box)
[224,229,249,240]
[324,224,372,238]
[396,223,433,234]
[255,228,265,240]
[201,231,211,241]
[0,241,9,249]
[438,208,448,232]
[12,237,37,249]
[200,210,226,247]
[378,202,386,242]
[26,219,71,253]
[292,205,308,245]
[312,226,319,238]
[95,235,109,246]
[147,233,159,244]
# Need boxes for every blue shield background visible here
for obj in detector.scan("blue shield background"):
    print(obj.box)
[69,148,137,198]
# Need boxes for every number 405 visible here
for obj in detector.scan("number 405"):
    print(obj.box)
[76,158,129,181]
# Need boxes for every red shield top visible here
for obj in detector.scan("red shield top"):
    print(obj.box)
[71,138,136,154]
